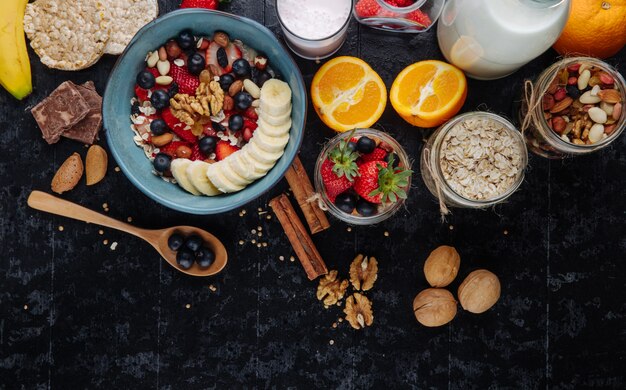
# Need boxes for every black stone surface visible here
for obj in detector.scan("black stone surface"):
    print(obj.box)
[1,1,625,388]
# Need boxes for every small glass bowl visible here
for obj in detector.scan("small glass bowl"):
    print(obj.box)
[314,128,412,225]
[275,0,354,60]
[353,0,444,33]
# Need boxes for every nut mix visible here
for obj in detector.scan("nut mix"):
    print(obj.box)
[543,62,623,145]
[423,245,460,288]
[457,269,501,314]
[412,288,457,327]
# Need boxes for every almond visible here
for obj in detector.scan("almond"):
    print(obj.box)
[597,89,622,104]
[229,80,243,97]
[85,145,108,186]
[549,96,573,113]
[51,153,83,194]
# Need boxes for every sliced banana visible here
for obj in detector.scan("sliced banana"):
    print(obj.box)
[245,140,285,165]
[251,130,290,154]
[186,160,222,196]
[258,108,292,127]
[221,161,254,187]
[170,159,201,195]
[237,148,275,180]
[257,117,292,137]
[259,79,292,116]
[206,161,246,193]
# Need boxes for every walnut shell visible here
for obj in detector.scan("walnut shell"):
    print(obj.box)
[458,269,501,314]
[423,245,460,287]
[412,288,457,327]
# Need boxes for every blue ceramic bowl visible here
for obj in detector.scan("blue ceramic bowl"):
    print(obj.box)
[103,9,306,214]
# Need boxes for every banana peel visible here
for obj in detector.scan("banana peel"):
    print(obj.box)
[0,0,32,100]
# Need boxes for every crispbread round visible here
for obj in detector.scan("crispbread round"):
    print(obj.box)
[24,0,109,71]
[103,0,159,55]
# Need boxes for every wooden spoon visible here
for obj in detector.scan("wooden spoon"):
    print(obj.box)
[27,191,227,277]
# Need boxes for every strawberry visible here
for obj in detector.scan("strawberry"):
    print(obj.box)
[353,156,412,204]
[169,64,200,95]
[360,147,387,163]
[190,143,207,161]
[159,141,189,157]
[146,67,160,78]
[206,41,242,74]
[242,127,254,143]
[180,0,228,10]
[355,0,381,17]
[321,159,353,203]
[389,0,413,6]
[243,118,258,131]
[243,107,258,120]
[161,108,197,143]
[406,9,432,27]
[135,85,149,103]
[215,141,240,161]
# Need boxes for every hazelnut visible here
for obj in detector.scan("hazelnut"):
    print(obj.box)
[458,269,501,314]
[165,40,181,59]
[175,145,192,159]
[423,245,460,288]
[412,288,457,327]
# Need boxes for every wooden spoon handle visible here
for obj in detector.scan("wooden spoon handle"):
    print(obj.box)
[27,190,148,239]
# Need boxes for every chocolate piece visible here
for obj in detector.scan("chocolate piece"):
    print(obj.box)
[62,82,103,144]
[31,81,90,144]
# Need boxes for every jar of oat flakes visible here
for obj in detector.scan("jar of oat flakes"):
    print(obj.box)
[520,57,626,159]
[421,112,528,214]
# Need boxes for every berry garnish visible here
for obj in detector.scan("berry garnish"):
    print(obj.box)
[234,91,253,110]
[150,119,169,136]
[150,89,170,110]
[188,52,206,75]
[361,147,387,163]
[153,153,172,173]
[176,248,195,270]
[356,198,377,217]
[219,74,235,91]
[184,235,203,252]
[232,58,251,78]
[198,136,217,154]
[335,192,357,214]
[229,114,244,131]
[136,70,155,89]
[196,247,215,269]
[353,155,412,204]
[385,152,400,168]
[176,29,195,50]
[356,136,376,153]
[253,70,272,87]
[168,233,184,251]
[169,63,200,95]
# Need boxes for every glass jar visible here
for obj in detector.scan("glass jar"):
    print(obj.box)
[437,0,571,80]
[353,0,444,33]
[421,112,528,211]
[521,57,626,159]
[276,0,353,60]
[314,129,412,225]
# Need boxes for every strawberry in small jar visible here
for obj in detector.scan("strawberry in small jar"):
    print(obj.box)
[353,0,444,33]
[314,128,413,225]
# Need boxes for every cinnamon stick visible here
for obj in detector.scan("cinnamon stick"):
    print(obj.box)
[269,194,328,280]
[284,155,330,234]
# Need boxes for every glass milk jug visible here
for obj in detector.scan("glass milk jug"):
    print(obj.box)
[437,0,571,80]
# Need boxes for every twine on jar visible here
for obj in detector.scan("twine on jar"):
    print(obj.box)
[421,148,450,220]
[305,192,329,211]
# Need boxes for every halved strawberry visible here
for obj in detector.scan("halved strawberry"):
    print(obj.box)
[406,9,432,27]
[159,141,190,157]
[243,119,258,131]
[190,144,207,161]
[360,147,387,163]
[243,107,258,120]
[146,67,160,78]
[321,159,354,203]
[169,63,200,95]
[206,41,242,74]
[215,141,240,161]
[135,85,150,103]
[161,108,197,143]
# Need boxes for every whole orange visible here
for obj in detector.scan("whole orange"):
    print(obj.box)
[553,0,626,59]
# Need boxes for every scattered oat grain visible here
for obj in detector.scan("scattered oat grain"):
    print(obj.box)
[110,242,118,250]
[383,231,389,237]
[98,230,104,235]
[279,256,285,261]
[251,229,257,234]
[103,239,109,245]
[251,239,256,244]
[329,340,334,345]
[266,215,272,220]
[449,225,454,230]
[262,242,268,247]
[239,240,245,245]
[289,256,295,262]
[209,285,217,292]
[114,166,120,172]
[346,227,352,232]
[58,225,64,231]
[504,229,509,235]
[23,304,28,310]
[185,303,191,309]
[102,203,108,209]
[127,217,133,222]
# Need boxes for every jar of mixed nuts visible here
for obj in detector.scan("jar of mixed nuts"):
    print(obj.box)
[421,112,528,213]
[520,57,626,159]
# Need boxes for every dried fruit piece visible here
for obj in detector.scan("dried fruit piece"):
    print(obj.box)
[597,89,622,104]
[85,145,107,185]
[51,152,83,194]
[349,254,378,291]
[344,293,373,330]
[458,269,501,314]
[316,270,349,307]
[412,288,457,327]
[423,245,460,288]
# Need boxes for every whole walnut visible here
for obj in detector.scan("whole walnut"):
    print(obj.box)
[458,269,501,314]
[412,288,457,327]
[423,245,460,287]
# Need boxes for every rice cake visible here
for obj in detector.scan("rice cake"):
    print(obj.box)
[24,0,109,71]
[103,0,159,55]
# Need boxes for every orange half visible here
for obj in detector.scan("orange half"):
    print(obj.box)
[311,56,387,132]
[390,60,467,128]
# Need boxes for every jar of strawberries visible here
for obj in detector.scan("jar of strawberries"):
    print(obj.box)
[353,0,444,33]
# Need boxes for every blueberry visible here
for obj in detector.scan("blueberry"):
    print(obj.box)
[168,82,179,97]
[195,247,215,269]
[356,198,377,217]
[232,58,251,78]
[229,114,244,131]
[150,119,168,136]
[334,192,357,214]
[168,233,184,251]
[219,74,235,91]
[566,85,581,99]
[150,89,170,110]
[184,234,203,252]
[253,70,272,87]
[136,70,155,89]
[176,248,195,270]
[176,29,195,50]
[357,136,376,154]
[131,102,141,116]
[385,152,400,168]
[347,141,357,152]
[153,153,171,173]
[199,136,217,154]
[234,91,253,110]
[188,52,206,75]
[212,121,226,132]
[217,47,228,68]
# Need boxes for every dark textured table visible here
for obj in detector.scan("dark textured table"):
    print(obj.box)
[2,1,625,388]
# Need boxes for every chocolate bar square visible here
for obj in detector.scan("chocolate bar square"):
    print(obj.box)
[62,82,103,145]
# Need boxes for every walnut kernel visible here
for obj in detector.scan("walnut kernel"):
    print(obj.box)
[316,270,348,307]
[349,254,378,291]
[344,293,373,330]
[423,245,460,288]
[458,269,500,314]
[413,288,457,327]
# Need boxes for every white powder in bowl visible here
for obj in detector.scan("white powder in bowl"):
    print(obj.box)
[277,0,352,40]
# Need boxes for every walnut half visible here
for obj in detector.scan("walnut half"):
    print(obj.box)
[349,254,378,291]
[316,270,348,307]
[344,293,373,330]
